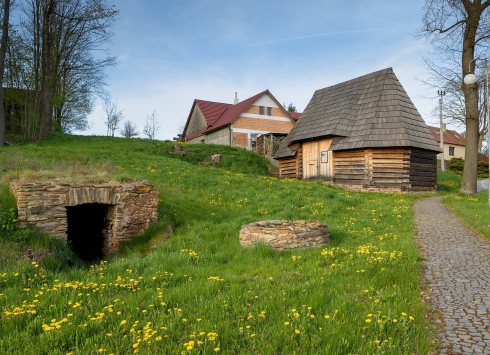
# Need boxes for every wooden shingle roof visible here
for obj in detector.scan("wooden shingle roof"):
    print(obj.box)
[275,68,442,159]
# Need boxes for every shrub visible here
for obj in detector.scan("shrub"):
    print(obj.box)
[448,157,464,174]
[478,160,489,178]
[0,208,18,232]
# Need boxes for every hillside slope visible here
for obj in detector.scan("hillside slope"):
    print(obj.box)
[0,134,435,354]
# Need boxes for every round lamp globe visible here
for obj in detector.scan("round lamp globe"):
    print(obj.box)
[464,73,477,85]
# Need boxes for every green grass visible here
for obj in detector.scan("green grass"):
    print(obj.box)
[436,171,462,194]
[443,191,490,240]
[0,133,443,354]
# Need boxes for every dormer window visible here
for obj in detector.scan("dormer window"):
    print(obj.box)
[259,106,264,115]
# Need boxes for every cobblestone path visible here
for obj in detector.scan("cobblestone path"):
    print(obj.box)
[414,196,490,354]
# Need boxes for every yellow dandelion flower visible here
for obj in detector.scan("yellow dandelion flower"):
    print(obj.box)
[295,330,300,334]
[285,322,289,325]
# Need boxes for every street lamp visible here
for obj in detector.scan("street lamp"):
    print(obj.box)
[463,58,490,207]
[438,90,446,171]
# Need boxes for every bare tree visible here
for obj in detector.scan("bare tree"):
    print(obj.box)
[102,98,123,137]
[143,110,160,140]
[3,0,119,141]
[176,119,186,136]
[120,120,139,138]
[0,0,11,147]
[421,58,488,152]
[417,0,490,195]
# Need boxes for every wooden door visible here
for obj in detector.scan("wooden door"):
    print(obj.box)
[303,141,319,180]
[302,139,333,181]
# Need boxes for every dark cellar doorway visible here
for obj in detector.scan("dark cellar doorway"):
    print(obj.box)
[66,204,111,262]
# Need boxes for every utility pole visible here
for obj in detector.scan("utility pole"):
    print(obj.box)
[485,63,490,208]
[438,90,446,171]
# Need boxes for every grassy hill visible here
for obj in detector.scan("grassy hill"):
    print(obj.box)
[0,134,444,354]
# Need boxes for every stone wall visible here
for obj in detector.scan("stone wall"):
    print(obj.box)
[240,220,330,250]
[9,181,159,254]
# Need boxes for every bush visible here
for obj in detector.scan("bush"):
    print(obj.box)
[0,208,18,232]
[447,157,489,178]
[448,157,464,174]
[478,160,489,178]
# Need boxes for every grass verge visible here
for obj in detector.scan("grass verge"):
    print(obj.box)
[442,191,490,240]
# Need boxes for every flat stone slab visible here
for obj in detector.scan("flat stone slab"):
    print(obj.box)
[240,220,330,250]
[414,196,490,354]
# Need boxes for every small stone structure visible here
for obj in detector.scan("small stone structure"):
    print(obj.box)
[9,180,159,254]
[240,220,330,250]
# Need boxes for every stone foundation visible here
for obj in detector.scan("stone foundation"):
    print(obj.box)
[9,180,159,254]
[239,220,330,250]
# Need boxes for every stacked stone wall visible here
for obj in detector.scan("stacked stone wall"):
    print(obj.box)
[240,220,330,250]
[9,181,159,254]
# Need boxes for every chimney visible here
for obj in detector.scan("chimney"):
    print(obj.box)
[443,123,447,132]
[234,92,239,105]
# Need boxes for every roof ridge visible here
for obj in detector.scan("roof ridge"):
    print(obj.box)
[196,98,233,106]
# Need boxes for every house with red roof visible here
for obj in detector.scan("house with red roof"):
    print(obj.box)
[427,125,466,163]
[182,90,300,149]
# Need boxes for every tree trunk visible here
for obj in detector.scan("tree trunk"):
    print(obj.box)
[460,7,481,195]
[478,131,484,153]
[40,0,55,139]
[0,0,11,147]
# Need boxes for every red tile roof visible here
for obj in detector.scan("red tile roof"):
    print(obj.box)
[203,90,269,133]
[427,126,465,146]
[184,90,298,139]
[195,100,232,126]
[287,111,302,121]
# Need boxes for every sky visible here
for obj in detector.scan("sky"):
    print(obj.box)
[81,0,450,140]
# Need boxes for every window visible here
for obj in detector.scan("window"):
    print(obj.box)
[321,151,328,163]
[259,106,264,115]
[449,146,455,156]
[267,107,272,116]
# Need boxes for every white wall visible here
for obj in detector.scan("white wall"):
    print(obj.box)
[253,94,280,108]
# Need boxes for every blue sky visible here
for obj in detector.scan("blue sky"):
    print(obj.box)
[84,0,446,140]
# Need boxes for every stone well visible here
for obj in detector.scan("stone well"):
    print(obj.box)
[239,220,330,250]
[10,180,159,256]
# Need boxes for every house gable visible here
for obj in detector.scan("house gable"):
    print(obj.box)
[185,104,208,138]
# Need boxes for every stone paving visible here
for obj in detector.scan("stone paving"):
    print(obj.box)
[414,196,490,354]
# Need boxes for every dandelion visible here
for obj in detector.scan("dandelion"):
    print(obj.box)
[285,322,289,325]
[295,330,300,334]
[120,320,127,325]
[409,316,414,321]
[214,349,220,352]
[365,319,371,323]
[325,315,330,319]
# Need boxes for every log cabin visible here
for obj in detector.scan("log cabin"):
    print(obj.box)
[274,68,443,192]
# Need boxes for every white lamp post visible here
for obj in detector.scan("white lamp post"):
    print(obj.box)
[438,90,446,171]
[463,58,490,207]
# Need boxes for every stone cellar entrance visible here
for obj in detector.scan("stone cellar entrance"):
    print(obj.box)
[10,181,159,256]
[66,204,113,261]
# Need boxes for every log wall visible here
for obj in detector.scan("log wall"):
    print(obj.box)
[409,148,437,191]
[333,148,437,191]
[278,146,303,179]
